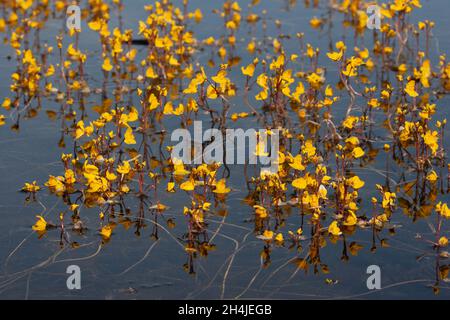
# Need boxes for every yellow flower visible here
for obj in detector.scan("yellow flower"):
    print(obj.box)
[262,230,274,239]
[45,176,66,194]
[347,176,365,189]
[292,177,307,190]
[88,20,102,31]
[106,171,117,181]
[2,98,11,110]
[166,182,175,193]
[426,170,438,182]
[32,215,47,232]
[351,147,365,158]
[342,116,359,129]
[117,161,131,175]
[438,236,448,247]
[124,127,136,145]
[241,63,255,77]
[310,17,322,28]
[180,180,195,191]
[100,225,112,239]
[253,205,268,218]
[102,57,113,72]
[173,158,190,176]
[420,60,431,88]
[436,202,450,218]
[289,154,305,171]
[328,221,341,236]
[382,192,396,209]
[343,211,357,226]
[422,130,439,154]
[75,120,85,140]
[23,181,40,192]
[213,179,231,194]
[275,233,284,242]
[345,137,359,146]
[327,50,343,62]
[404,80,418,97]
[302,140,316,157]
[145,66,158,79]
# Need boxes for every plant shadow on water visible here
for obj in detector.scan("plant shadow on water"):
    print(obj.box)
[0,0,449,299]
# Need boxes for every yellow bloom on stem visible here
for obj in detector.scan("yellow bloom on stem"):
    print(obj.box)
[426,170,438,182]
[404,80,418,97]
[124,127,136,145]
[180,179,195,191]
[145,66,158,79]
[342,116,358,130]
[100,225,112,239]
[352,147,365,159]
[173,158,190,176]
[347,176,365,189]
[241,63,255,77]
[102,57,113,72]
[275,233,284,242]
[422,130,439,154]
[420,60,431,88]
[310,17,322,28]
[345,136,359,146]
[382,192,396,209]
[302,140,316,157]
[23,181,40,192]
[289,155,305,171]
[213,179,231,194]
[88,20,102,31]
[436,202,450,219]
[438,236,448,247]
[75,120,85,139]
[166,182,175,193]
[328,221,341,236]
[117,161,131,175]
[262,230,274,240]
[45,176,66,194]
[292,177,307,190]
[253,205,268,218]
[32,216,47,232]
[343,211,357,226]
[327,50,343,62]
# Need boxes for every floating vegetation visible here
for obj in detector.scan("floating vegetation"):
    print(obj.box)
[0,0,449,298]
